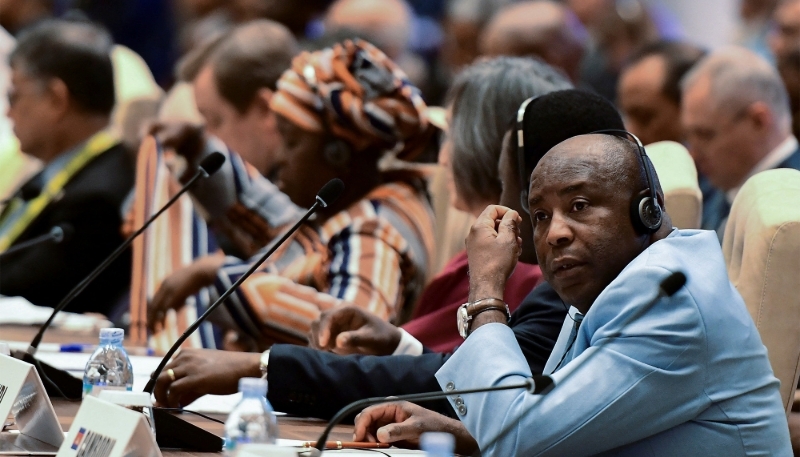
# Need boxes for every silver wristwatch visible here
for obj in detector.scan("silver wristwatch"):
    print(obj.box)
[259,349,270,379]
[457,298,511,339]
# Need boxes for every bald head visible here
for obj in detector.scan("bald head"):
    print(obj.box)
[324,0,410,58]
[479,1,585,82]
[532,134,655,201]
[528,134,670,312]
[682,46,792,132]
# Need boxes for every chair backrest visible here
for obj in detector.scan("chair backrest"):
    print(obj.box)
[110,45,164,149]
[722,168,800,414]
[646,141,702,229]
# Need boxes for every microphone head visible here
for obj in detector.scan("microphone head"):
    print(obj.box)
[50,224,73,244]
[199,152,226,176]
[660,271,686,297]
[316,178,345,208]
[19,180,42,201]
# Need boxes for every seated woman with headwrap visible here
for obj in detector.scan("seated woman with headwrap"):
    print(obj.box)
[146,39,435,347]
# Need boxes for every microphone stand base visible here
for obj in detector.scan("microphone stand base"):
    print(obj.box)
[13,350,83,400]
[152,407,224,451]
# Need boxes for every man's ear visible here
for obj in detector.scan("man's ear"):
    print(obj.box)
[254,88,273,115]
[746,101,773,132]
[256,88,277,130]
[47,78,71,119]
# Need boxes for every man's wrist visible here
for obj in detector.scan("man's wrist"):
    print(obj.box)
[470,309,509,332]
[248,353,264,378]
[468,282,506,303]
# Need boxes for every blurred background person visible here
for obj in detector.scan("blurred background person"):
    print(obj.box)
[0,0,52,35]
[770,0,800,138]
[0,20,134,314]
[0,26,40,204]
[322,0,427,90]
[618,40,707,145]
[192,19,297,181]
[146,39,435,349]
[681,46,799,237]
[567,0,678,102]
[735,0,780,60]
[478,0,586,84]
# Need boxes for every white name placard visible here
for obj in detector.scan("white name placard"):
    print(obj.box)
[56,396,161,457]
[0,353,64,449]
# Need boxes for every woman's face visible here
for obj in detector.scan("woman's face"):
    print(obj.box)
[274,114,339,208]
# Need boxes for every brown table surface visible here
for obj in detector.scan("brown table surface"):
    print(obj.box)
[2,324,354,456]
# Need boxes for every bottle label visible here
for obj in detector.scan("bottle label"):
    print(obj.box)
[82,384,132,398]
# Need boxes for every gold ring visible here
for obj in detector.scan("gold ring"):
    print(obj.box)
[167,368,176,381]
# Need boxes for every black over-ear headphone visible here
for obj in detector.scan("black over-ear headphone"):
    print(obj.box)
[515,96,662,234]
[591,129,663,234]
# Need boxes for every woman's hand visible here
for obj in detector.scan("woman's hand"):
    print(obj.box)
[147,254,225,333]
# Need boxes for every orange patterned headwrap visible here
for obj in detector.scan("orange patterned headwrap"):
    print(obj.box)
[269,39,431,161]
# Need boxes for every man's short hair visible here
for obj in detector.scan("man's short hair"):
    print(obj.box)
[520,89,625,180]
[681,46,792,130]
[446,56,573,204]
[206,19,298,113]
[626,40,707,105]
[10,19,115,116]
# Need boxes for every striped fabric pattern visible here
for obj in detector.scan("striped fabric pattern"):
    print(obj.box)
[269,39,431,161]
[129,136,221,350]
[211,180,434,345]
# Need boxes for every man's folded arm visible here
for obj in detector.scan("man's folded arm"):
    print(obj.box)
[266,345,453,419]
[436,279,707,456]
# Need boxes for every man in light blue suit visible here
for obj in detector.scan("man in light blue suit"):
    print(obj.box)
[353,133,791,456]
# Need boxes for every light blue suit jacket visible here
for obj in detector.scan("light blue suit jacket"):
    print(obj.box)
[436,230,791,456]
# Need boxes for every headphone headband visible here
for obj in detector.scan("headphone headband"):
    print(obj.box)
[515,96,541,215]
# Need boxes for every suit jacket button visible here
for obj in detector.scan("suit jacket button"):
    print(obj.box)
[454,396,464,406]
[457,405,467,416]
[446,382,455,391]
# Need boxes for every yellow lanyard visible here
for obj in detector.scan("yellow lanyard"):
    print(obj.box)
[0,131,119,252]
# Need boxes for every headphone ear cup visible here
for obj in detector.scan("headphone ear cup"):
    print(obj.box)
[323,140,352,167]
[631,194,663,234]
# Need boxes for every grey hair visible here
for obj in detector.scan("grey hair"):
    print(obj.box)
[681,46,792,132]
[447,56,573,204]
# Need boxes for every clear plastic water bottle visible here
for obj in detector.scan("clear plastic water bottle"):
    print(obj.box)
[82,328,133,398]
[420,432,455,457]
[224,377,279,456]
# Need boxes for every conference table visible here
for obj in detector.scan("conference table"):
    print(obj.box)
[1,325,354,456]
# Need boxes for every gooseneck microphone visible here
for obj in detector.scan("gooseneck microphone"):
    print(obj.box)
[144,177,345,394]
[312,375,553,454]
[140,178,343,452]
[0,224,73,259]
[25,151,226,355]
[465,271,687,457]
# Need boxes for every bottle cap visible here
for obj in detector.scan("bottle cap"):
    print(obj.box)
[238,377,268,396]
[420,432,455,454]
[99,328,124,340]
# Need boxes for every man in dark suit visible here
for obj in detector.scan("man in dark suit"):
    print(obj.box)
[151,89,627,420]
[682,47,800,239]
[0,20,134,315]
